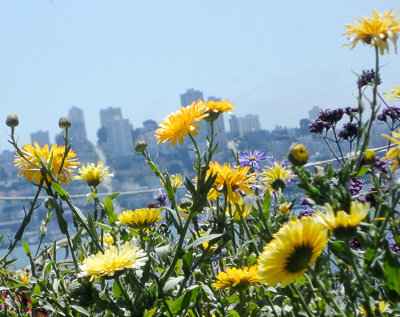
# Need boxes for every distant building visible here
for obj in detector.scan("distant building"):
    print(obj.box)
[30,130,50,146]
[230,114,261,137]
[180,88,203,107]
[100,107,134,158]
[309,106,323,121]
[69,106,87,144]
[100,107,122,128]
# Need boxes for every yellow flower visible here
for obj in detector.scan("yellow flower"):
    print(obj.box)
[212,265,259,291]
[230,203,252,221]
[204,162,257,205]
[18,270,31,284]
[155,100,208,146]
[288,143,309,167]
[257,217,327,288]
[382,129,400,170]
[77,241,148,282]
[383,84,400,101]
[161,173,183,191]
[278,202,292,215]
[364,149,376,165]
[203,100,235,122]
[75,161,113,188]
[314,201,370,240]
[103,232,114,246]
[14,142,79,186]
[118,208,163,230]
[260,162,295,195]
[359,301,388,316]
[196,229,216,251]
[344,9,400,55]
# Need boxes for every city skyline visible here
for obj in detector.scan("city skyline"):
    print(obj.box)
[2,2,400,152]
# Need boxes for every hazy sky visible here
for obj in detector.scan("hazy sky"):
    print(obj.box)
[1,1,400,152]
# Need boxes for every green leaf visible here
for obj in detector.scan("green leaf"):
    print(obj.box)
[155,245,170,263]
[22,241,31,256]
[104,196,118,225]
[384,248,400,296]
[171,286,200,314]
[113,280,124,298]
[165,207,182,232]
[51,182,70,199]
[163,276,184,294]
[0,234,3,246]
[87,212,99,240]
[55,203,68,235]
[96,222,112,231]
[182,250,193,275]
[226,311,240,317]
[144,308,157,317]
[355,165,370,178]
[108,192,120,200]
[70,305,90,316]
[184,233,222,251]
[328,241,351,266]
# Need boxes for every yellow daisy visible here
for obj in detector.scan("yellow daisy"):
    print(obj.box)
[383,84,400,101]
[77,241,148,282]
[203,100,235,122]
[14,142,79,186]
[118,208,163,230]
[205,162,257,205]
[314,202,370,240]
[343,9,400,55]
[260,162,295,195]
[382,129,400,170]
[18,270,31,284]
[257,217,327,288]
[155,100,208,146]
[212,265,259,291]
[161,173,183,191]
[278,202,292,215]
[74,161,113,188]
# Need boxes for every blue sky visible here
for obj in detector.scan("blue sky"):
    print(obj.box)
[1,1,400,152]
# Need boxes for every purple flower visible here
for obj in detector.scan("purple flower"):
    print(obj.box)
[299,196,311,207]
[356,69,382,89]
[349,178,365,196]
[239,150,269,170]
[374,156,390,174]
[377,106,400,122]
[349,238,362,250]
[156,188,171,207]
[297,210,314,219]
[338,123,358,141]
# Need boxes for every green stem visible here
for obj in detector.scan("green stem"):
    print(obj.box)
[344,242,373,316]
[116,276,135,312]
[289,283,313,317]
[307,265,345,316]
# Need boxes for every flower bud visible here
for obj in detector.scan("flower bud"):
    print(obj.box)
[59,117,71,130]
[45,197,58,210]
[364,150,376,165]
[6,114,19,128]
[134,139,148,152]
[103,232,114,246]
[179,197,193,210]
[288,143,309,167]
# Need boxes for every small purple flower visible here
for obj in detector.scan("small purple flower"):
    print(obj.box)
[239,150,269,170]
[349,178,365,196]
[299,196,311,207]
[356,69,381,89]
[156,188,171,207]
[377,106,400,122]
[349,238,362,250]
[338,122,358,141]
[387,232,400,253]
[374,156,390,174]
[298,210,314,219]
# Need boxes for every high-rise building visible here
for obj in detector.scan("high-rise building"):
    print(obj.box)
[230,114,261,137]
[180,88,204,107]
[99,107,134,158]
[309,106,323,121]
[68,106,87,143]
[100,107,122,128]
[30,130,50,146]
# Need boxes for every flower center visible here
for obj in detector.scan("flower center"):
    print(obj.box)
[249,156,256,161]
[284,244,313,273]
